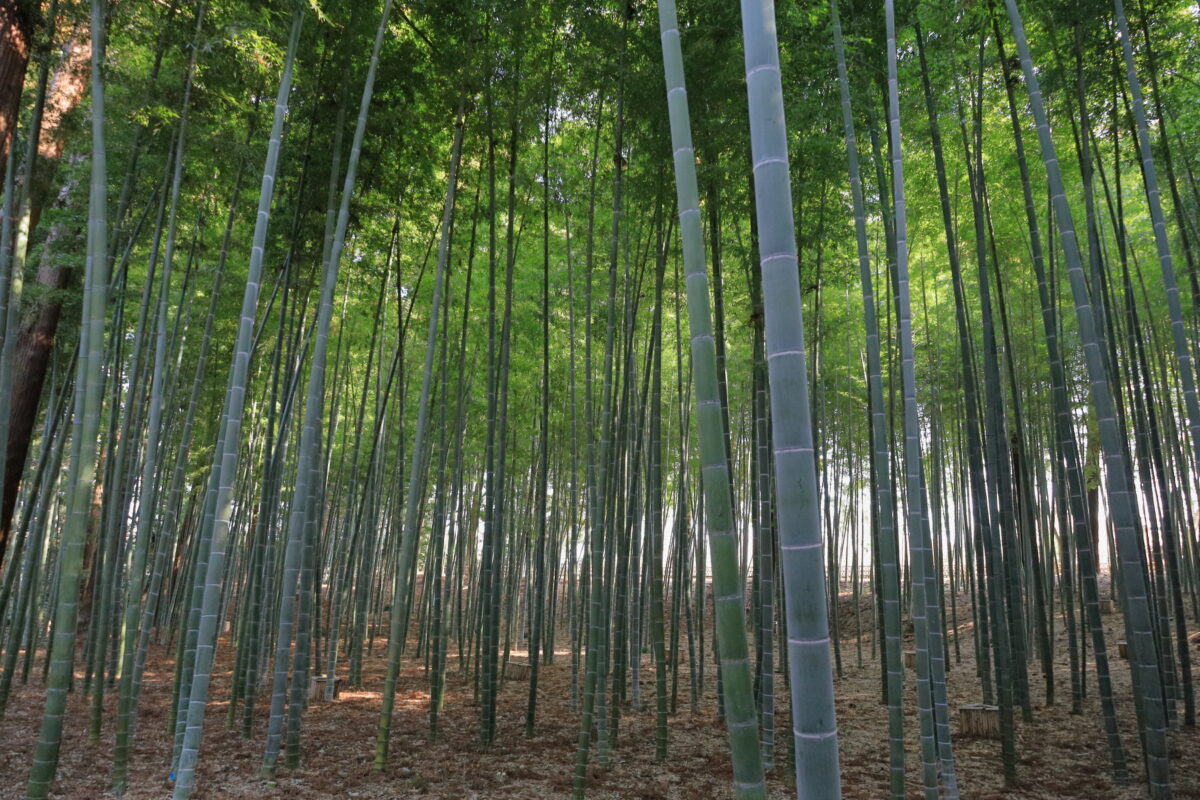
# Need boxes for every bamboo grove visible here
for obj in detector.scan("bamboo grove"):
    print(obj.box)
[0,0,1195,798]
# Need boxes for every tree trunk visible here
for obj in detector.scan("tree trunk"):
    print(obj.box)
[0,237,71,547]
[0,0,30,186]
[0,22,90,564]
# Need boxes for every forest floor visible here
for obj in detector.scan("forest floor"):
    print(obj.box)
[0,592,1198,799]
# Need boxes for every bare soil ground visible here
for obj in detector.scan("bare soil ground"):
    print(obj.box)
[0,594,1196,799]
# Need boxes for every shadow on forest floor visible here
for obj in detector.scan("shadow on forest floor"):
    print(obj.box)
[0,592,1196,799]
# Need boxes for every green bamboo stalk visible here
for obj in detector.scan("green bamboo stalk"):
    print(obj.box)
[375,98,461,770]
[1113,0,1196,727]
[573,71,622,800]
[527,20,556,733]
[110,6,207,787]
[830,1,903,794]
[740,0,840,796]
[24,0,109,795]
[1002,2,1170,795]
[657,2,767,796]
[265,5,395,772]
[886,9,956,797]
[168,8,304,797]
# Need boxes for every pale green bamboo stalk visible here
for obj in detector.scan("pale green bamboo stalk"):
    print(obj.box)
[657,2,765,797]
[168,9,304,798]
[739,1,840,797]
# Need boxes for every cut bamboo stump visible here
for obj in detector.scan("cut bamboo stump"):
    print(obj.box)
[1099,599,1115,615]
[309,676,343,702]
[958,704,1001,739]
[903,650,917,669]
[1118,641,1129,659]
[506,661,531,681]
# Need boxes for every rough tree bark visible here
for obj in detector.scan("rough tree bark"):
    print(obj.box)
[0,0,31,186]
[0,22,89,565]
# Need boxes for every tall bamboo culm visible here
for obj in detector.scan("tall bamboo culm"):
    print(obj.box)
[740,0,841,797]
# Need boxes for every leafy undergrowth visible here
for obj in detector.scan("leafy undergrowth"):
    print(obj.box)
[0,595,1196,799]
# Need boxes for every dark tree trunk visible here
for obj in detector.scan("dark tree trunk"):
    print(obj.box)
[1,240,72,538]
[0,21,90,567]
[0,0,30,186]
